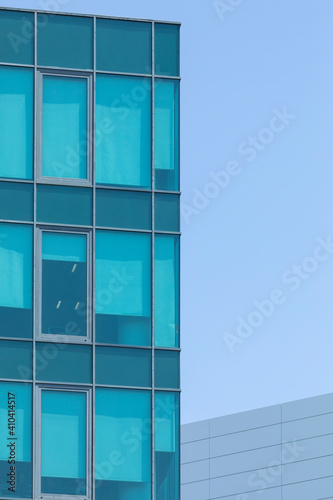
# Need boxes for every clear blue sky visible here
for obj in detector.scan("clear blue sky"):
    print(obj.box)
[4,0,333,424]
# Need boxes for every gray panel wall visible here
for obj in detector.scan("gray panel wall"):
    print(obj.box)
[181,393,333,500]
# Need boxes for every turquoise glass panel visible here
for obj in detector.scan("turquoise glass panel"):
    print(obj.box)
[0,382,32,498]
[0,67,33,179]
[155,392,180,500]
[42,233,87,337]
[97,19,151,74]
[155,194,180,232]
[155,350,180,389]
[96,231,151,346]
[41,390,86,495]
[42,75,87,179]
[0,223,33,339]
[96,189,151,230]
[155,79,179,191]
[37,185,92,226]
[0,182,33,221]
[0,340,32,380]
[155,235,179,347]
[36,343,92,384]
[95,388,151,500]
[96,347,151,387]
[155,24,180,77]
[0,10,34,64]
[37,14,93,69]
[96,75,151,188]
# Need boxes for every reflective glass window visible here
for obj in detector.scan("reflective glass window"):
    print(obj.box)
[155,350,180,389]
[96,75,151,188]
[155,392,180,500]
[41,390,87,495]
[96,231,151,346]
[155,24,180,77]
[96,189,151,230]
[0,223,33,339]
[155,79,179,191]
[36,343,92,383]
[96,347,151,387]
[155,235,179,347]
[97,19,151,74]
[0,10,34,64]
[0,340,32,380]
[0,382,32,498]
[95,388,151,500]
[37,185,93,226]
[0,67,33,180]
[37,14,93,69]
[0,182,33,222]
[41,232,88,338]
[41,75,88,180]
[155,194,180,232]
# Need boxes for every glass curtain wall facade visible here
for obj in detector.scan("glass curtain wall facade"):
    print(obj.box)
[0,8,180,500]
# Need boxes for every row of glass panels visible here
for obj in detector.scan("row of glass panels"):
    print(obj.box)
[0,10,180,76]
[0,66,179,191]
[0,382,179,499]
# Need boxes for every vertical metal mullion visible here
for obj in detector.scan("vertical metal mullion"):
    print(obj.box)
[151,20,155,500]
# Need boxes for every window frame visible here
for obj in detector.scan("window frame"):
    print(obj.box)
[37,69,93,186]
[36,227,92,343]
[35,385,92,500]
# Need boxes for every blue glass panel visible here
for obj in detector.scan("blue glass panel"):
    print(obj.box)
[96,75,151,188]
[155,194,180,232]
[0,10,34,64]
[42,232,87,337]
[0,340,32,380]
[97,19,151,74]
[96,231,151,346]
[0,67,33,179]
[37,185,92,226]
[0,182,33,221]
[155,79,179,191]
[96,189,151,230]
[155,24,180,77]
[155,235,179,347]
[155,392,180,500]
[41,390,86,495]
[96,347,151,387]
[36,343,92,384]
[0,382,32,498]
[37,14,93,69]
[155,350,180,389]
[42,76,87,179]
[95,388,151,500]
[0,224,32,339]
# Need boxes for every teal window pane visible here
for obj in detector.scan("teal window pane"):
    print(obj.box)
[42,75,88,180]
[155,24,180,77]
[0,11,34,64]
[36,343,92,384]
[42,232,87,337]
[37,185,92,226]
[0,67,33,179]
[96,75,151,189]
[96,189,151,230]
[96,231,151,346]
[155,79,179,191]
[41,390,86,495]
[37,14,93,69]
[96,347,151,387]
[95,388,151,500]
[155,194,180,232]
[0,340,32,380]
[155,392,180,500]
[0,223,33,339]
[155,235,179,347]
[97,19,151,74]
[0,382,32,498]
[0,182,33,221]
[155,350,180,389]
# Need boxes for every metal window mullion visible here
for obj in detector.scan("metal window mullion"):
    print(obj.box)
[33,11,37,500]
